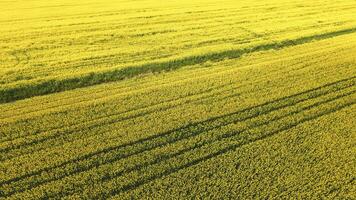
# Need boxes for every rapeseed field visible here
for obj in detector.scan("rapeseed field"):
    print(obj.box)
[0,0,355,199]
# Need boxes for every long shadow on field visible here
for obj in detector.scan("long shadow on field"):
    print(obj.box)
[1,27,356,103]
[106,96,354,198]
[1,76,355,198]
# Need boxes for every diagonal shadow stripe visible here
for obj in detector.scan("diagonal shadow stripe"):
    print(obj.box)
[1,27,355,103]
[106,99,355,198]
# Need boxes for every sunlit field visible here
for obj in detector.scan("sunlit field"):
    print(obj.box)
[0,0,355,199]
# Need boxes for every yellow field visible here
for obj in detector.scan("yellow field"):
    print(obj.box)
[0,0,355,199]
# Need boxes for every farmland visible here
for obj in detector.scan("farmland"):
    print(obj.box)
[0,0,356,199]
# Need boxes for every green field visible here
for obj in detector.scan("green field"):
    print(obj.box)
[0,0,355,199]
